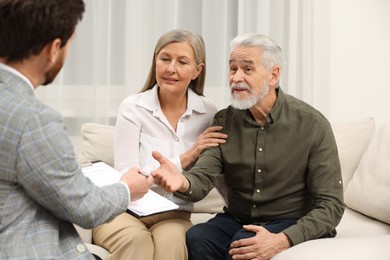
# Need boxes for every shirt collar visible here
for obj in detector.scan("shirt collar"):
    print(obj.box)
[0,63,34,90]
[243,87,285,125]
[137,85,207,116]
[268,87,285,123]
[186,87,207,114]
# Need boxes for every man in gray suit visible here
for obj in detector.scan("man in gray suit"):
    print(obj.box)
[0,1,153,259]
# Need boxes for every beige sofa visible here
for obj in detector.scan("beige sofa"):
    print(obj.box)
[75,117,390,259]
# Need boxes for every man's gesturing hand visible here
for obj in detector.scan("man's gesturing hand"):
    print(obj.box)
[151,151,190,193]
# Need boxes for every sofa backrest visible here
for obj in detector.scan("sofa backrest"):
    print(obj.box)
[331,117,375,189]
[78,123,115,166]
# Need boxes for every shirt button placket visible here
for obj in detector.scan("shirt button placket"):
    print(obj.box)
[254,126,265,215]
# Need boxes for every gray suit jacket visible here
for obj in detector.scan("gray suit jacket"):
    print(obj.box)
[0,67,129,259]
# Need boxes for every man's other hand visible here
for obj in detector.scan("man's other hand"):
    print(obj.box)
[151,151,190,193]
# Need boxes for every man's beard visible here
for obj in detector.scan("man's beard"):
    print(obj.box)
[230,80,270,110]
[42,52,64,86]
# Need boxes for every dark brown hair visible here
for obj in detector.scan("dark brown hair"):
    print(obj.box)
[0,0,85,62]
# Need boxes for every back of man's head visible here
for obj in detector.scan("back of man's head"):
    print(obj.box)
[0,0,85,63]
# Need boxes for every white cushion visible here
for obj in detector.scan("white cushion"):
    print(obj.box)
[272,235,390,260]
[74,224,92,243]
[331,118,375,190]
[85,244,109,259]
[193,188,225,214]
[190,212,217,225]
[344,121,390,225]
[78,123,115,167]
[336,208,390,238]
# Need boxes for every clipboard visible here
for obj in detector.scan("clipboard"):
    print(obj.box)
[81,161,179,217]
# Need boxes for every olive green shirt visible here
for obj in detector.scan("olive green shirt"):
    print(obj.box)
[178,88,345,245]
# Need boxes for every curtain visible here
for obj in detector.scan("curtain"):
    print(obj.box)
[35,0,327,144]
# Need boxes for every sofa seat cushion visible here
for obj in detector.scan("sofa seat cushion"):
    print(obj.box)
[193,187,225,214]
[191,213,217,225]
[336,208,390,238]
[272,234,390,260]
[272,207,390,259]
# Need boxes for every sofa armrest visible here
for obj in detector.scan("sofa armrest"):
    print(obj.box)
[85,244,110,260]
[74,224,109,259]
[74,224,92,244]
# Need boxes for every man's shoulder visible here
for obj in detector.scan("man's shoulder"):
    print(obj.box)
[215,105,242,116]
[1,86,61,133]
[283,92,329,124]
[18,96,62,126]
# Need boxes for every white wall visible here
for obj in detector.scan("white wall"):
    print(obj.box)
[328,0,390,127]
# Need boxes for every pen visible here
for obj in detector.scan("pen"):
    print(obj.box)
[138,169,150,177]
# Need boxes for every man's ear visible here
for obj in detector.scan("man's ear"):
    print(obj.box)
[46,39,62,64]
[269,66,280,87]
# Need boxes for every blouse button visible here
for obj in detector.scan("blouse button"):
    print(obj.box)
[175,137,179,142]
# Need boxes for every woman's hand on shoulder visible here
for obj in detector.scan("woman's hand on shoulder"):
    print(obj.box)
[180,126,227,168]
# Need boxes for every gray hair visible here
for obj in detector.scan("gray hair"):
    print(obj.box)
[230,33,285,73]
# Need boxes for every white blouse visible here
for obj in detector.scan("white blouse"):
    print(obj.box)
[114,85,219,211]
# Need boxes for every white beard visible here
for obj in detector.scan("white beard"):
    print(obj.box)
[230,81,270,110]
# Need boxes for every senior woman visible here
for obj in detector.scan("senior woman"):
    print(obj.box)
[92,29,227,260]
